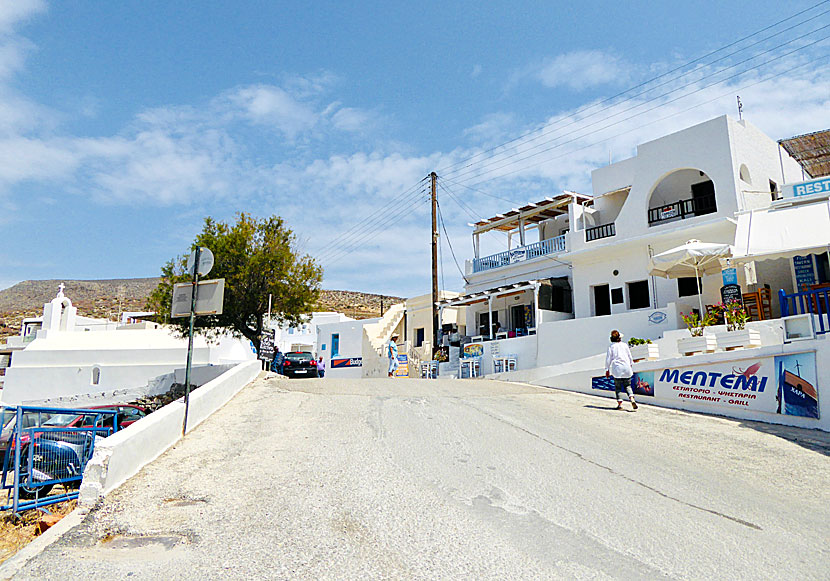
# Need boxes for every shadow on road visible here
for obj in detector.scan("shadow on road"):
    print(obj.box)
[736,419,830,457]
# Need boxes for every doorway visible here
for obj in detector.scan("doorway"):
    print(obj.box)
[593,284,611,316]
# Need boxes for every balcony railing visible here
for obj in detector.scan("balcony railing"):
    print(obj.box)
[472,235,567,273]
[648,193,716,225]
[585,222,615,242]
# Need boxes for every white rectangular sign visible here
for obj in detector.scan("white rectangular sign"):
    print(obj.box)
[171,279,225,317]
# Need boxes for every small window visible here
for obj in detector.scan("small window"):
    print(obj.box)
[627,280,650,310]
[611,288,624,304]
[331,334,340,357]
[770,179,779,201]
[415,328,425,347]
[677,277,701,297]
[91,366,101,385]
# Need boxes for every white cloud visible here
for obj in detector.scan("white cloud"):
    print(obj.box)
[0,0,45,35]
[226,85,319,137]
[471,64,482,78]
[532,50,629,91]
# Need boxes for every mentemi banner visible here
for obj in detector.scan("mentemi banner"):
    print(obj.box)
[596,352,819,419]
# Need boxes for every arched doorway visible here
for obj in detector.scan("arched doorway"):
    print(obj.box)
[647,169,717,226]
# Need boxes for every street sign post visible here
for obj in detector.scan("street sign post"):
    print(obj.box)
[175,246,224,436]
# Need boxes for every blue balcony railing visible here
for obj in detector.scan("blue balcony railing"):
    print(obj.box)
[472,235,567,273]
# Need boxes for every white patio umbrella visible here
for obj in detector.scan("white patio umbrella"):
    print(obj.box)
[648,239,734,315]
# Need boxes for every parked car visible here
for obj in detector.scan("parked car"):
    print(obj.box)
[282,352,319,378]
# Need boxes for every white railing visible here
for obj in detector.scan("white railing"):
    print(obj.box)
[472,235,567,273]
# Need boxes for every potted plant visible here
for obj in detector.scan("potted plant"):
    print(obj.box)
[715,301,761,351]
[628,337,659,362]
[677,311,717,356]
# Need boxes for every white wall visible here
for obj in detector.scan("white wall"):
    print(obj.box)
[316,318,378,378]
[1,328,254,405]
[532,338,830,432]
[79,360,260,503]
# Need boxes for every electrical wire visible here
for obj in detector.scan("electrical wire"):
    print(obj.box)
[437,199,470,284]
[436,0,830,176]
[447,33,830,186]
[314,176,429,258]
[316,182,429,262]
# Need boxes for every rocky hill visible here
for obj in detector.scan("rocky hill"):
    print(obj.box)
[0,279,403,339]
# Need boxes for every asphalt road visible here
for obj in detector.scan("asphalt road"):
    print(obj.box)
[15,375,830,580]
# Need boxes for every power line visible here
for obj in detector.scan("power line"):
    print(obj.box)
[447,31,830,186]
[316,183,429,263]
[436,1,830,176]
[437,199,470,284]
[314,176,428,257]
[461,49,827,188]
[318,196,431,264]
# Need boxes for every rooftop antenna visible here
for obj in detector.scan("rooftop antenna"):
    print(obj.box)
[736,95,743,120]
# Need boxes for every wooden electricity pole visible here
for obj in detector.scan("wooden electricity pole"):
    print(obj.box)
[431,172,439,354]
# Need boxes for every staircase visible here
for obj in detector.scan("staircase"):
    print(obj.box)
[361,303,405,377]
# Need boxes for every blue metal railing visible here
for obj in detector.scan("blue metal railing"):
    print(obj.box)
[1,406,118,513]
[779,288,830,335]
[472,235,567,273]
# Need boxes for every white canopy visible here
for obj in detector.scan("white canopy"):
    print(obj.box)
[648,240,733,315]
[649,240,733,279]
[733,199,830,262]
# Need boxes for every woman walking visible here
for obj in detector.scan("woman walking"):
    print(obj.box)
[605,330,638,411]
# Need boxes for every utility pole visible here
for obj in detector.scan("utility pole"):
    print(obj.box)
[431,172,439,355]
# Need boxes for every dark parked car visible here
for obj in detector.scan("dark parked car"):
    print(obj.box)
[282,352,318,378]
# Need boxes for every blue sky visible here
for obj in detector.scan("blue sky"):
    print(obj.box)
[1,1,829,298]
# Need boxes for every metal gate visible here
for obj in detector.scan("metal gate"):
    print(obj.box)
[1,406,119,513]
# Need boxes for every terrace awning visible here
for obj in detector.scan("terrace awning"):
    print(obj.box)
[733,198,830,262]
[471,192,592,236]
[436,281,539,307]
[779,128,830,179]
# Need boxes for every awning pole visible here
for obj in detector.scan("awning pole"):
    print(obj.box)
[695,263,705,317]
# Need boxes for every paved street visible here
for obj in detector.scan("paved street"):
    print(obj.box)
[15,375,830,580]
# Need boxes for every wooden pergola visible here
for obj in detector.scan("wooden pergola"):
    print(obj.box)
[470,192,592,257]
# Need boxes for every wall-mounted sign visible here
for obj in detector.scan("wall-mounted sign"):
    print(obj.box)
[721,267,738,286]
[648,311,667,324]
[462,343,484,358]
[331,357,362,368]
[783,176,830,198]
[793,255,816,291]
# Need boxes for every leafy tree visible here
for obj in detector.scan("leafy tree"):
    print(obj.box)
[147,213,322,351]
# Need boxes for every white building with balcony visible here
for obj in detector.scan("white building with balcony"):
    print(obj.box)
[442,115,828,371]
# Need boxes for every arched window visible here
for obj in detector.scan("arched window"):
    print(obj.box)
[91,366,101,385]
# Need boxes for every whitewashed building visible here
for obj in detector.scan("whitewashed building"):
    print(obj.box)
[0,286,255,405]
[440,115,823,368]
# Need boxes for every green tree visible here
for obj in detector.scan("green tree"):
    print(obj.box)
[147,213,323,352]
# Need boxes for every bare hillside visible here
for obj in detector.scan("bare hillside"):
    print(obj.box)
[0,279,403,339]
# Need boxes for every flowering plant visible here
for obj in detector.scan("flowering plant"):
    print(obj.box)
[680,310,715,337]
[721,300,748,332]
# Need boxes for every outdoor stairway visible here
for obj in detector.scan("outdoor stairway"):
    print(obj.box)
[361,303,405,377]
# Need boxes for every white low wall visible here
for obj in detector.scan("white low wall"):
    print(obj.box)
[79,360,260,504]
[531,338,830,432]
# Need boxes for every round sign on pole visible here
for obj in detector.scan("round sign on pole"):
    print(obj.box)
[187,247,215,277]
